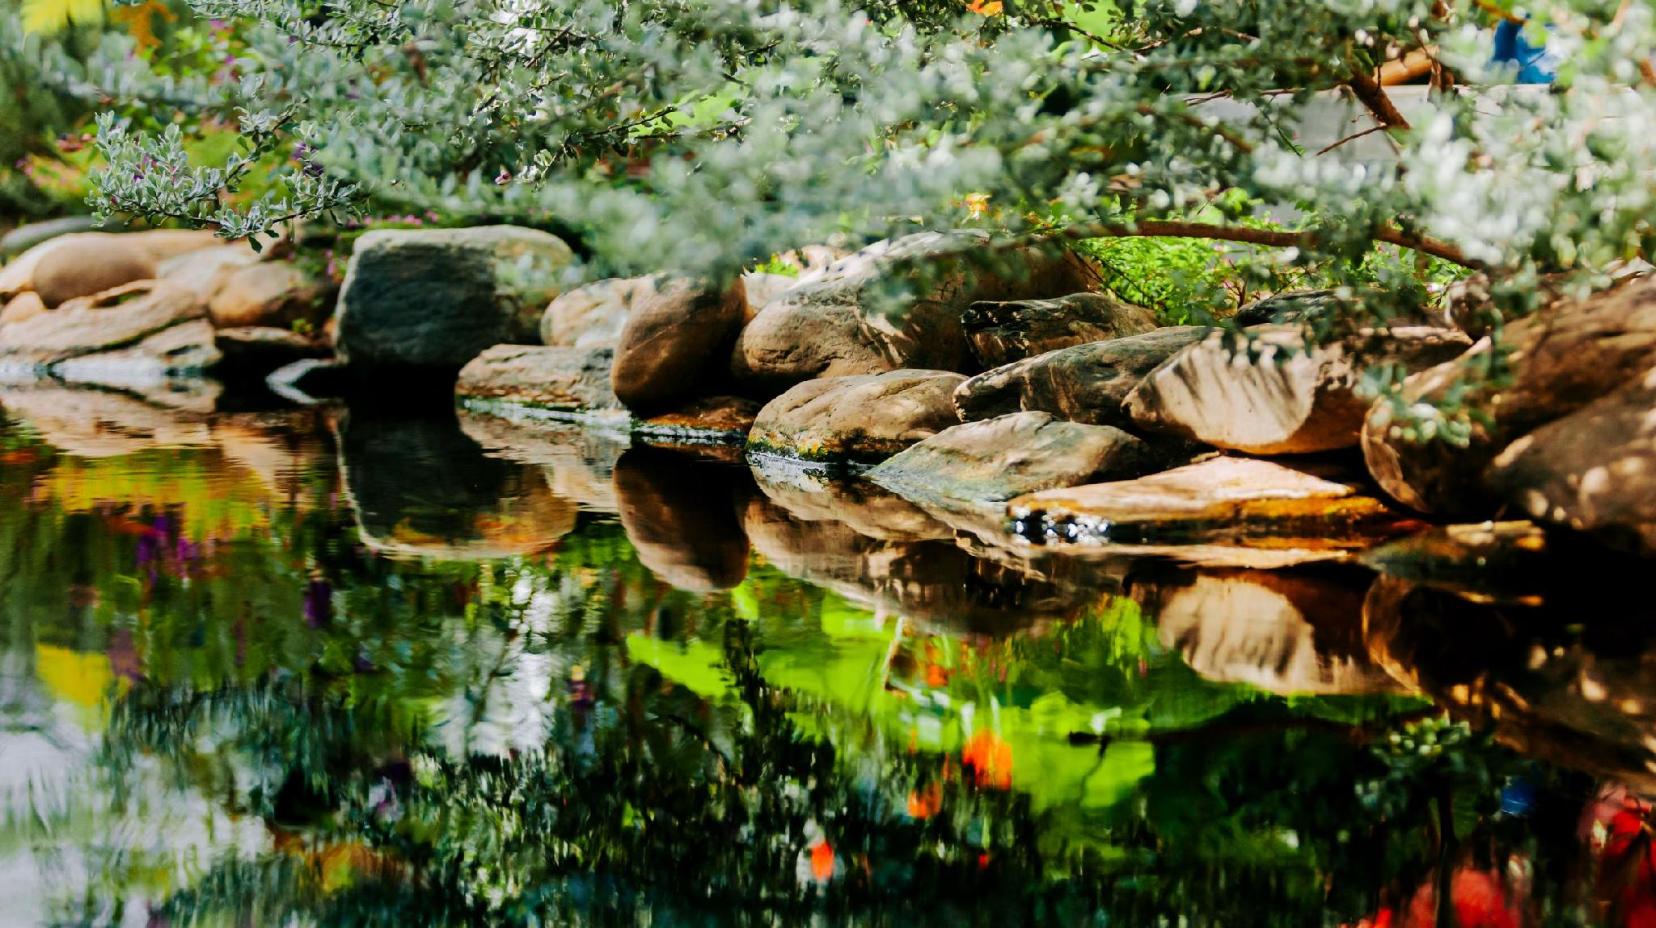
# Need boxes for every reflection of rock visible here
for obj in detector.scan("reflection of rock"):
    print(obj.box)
[1360,521,1556,599]
[0,384,214,457]
[456,410,628,513]
[751,458,951,543]
[743,492,1109,634]
[342,411,576,560]
[212,412,334,503]
[1138,567,1401,695]
[1009,456,1416,557]
[1365,575,1656,792]
[614,449,750,591]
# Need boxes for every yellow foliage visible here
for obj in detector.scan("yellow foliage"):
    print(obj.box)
[109,0,174,51]
[20,0,105,33]
[34,644,121,728]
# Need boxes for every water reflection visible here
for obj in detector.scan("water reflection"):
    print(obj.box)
[0,387,1653,924]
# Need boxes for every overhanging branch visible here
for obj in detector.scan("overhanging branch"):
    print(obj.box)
[1084,219,1482,269]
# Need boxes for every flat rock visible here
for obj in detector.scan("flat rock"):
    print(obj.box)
[1126,325,1471,455]
[614,449,750,591]
[1008,455,1414,550]
[336,225,573,370]
[52,318,221,390]
[0,280,206,367]
[540,276,653,349]
[611,275,746,411]
[866,411,1166,510]
[635,395,759,444]
[731,232,1096,390]
[747,368,966,465]
[963,292,1159,368]
[1362,277,1656,516]
[954,326,1206,427]
[455,345,623,423]
[1485,369,1656,556]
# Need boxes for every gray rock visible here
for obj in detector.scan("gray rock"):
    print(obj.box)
[867,411,1165,509]
[747,368,966,465]
[1231,289,1340,327]
[963,292,1159,368]
[336,225,574,370]
[611,275,746,411]
[954,326,1206,427]
[731,231,1096,390]
[455,345,623,422]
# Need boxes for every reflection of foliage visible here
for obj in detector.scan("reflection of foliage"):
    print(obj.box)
[0,420,1612,925]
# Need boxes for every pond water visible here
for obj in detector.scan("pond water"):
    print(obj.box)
[1,386,1654,926]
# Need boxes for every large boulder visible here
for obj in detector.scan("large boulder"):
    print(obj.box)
[954,326,1206,427]
[1008,456,1414,553]
[207,262,329,329]
[540,276,652,349]
[731,232,1096,390]
[747,369,965,465]
[0,230,220,305]
[611,275,746,411]
[1362,278,1656,516]
[866,411,1165,508]
[1484,369,1656,556]
[963,292,1159,368]
[455,345,623,421]
[0,280,205,367]
[335,225,573,370]
[1126,325,1471,456]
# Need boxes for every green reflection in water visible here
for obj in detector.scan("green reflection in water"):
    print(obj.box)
[0,404,1639,926]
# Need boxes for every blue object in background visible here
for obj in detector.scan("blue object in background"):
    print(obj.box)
[1493,19,1560,84]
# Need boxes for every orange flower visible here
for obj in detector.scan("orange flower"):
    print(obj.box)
[809,839,835,883]
[906,783,943,819]
[966,0,1004,14]
[961,730,1013,790]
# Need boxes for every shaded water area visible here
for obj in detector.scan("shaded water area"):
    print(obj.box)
[2,385,1656,926]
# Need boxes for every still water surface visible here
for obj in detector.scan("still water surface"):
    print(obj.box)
[1,388,1653,926]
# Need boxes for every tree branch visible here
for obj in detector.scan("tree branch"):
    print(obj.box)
[1084,219,1482,269]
